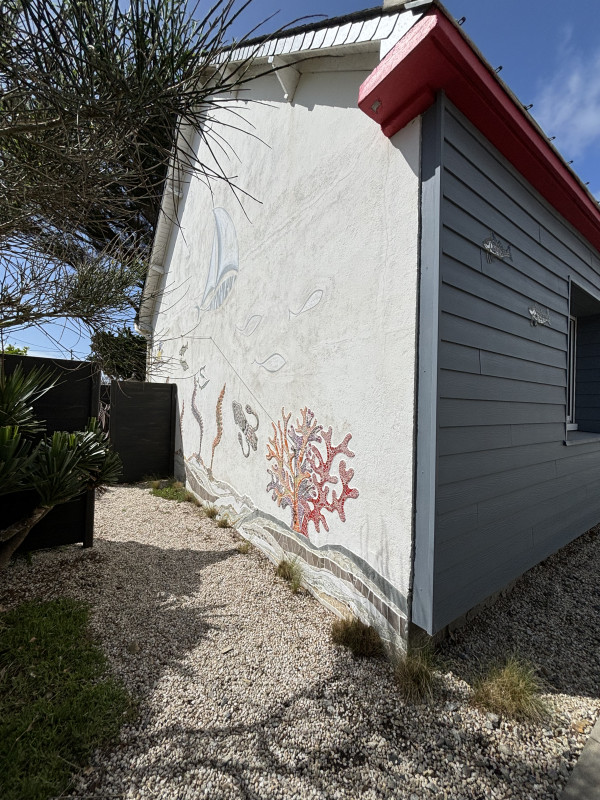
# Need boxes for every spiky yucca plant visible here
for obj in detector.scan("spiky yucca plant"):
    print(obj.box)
[0,364,121,570]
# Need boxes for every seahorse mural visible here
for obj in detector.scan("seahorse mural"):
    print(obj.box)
[266,407,358,537]
[210,384,226,471]
[232,401,259,458]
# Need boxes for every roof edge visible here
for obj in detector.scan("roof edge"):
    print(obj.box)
[358,6,600,254]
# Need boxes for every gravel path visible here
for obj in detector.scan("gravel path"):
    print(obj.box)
[2,484,600,800]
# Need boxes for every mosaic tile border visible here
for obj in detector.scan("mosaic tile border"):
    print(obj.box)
[263,525,406,637]
[185,465,408,641]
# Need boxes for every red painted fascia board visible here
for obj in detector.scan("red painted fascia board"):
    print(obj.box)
[358,9,600,255]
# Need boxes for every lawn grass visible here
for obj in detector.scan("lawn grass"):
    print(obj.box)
[0,598,134,800]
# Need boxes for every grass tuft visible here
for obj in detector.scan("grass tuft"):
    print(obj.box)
[203,504,218,519]
[0,598,133,800]
[472,656,548,721]
[395,641,437,703]
[276,558,303,593]
[331,616,384,659]
[150,479,199,505]
[237,540,252,554]
[216,515,232,529]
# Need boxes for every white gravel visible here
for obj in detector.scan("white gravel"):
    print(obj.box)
[2,484,599,800]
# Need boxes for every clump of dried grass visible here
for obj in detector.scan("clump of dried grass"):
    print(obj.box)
[331,616,384,658]
[276,558,303,593]
[472,657,548,721]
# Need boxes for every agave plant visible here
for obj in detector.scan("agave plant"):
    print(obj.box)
[0,365,122,570]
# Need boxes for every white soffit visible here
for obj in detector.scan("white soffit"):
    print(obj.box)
[220,8,425,66]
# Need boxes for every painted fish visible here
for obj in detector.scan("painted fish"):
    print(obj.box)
[289,289,324,319]
[255,353,287,373]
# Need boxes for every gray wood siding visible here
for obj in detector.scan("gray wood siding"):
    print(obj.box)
[431,98,600,632]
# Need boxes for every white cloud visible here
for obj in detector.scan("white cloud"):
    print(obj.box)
[534,43,600,160]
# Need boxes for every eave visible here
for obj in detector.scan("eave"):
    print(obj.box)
[358,7,600,255]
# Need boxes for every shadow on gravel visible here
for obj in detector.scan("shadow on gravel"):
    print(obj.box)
[100,650,566,800]
[3,513,597,799]
[438,526,600,701]
[0,538,240,694]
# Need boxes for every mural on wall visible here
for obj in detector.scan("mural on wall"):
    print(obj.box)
[189,375,205,464]
[210,384,226,472]
[196,365,210,390]
[179,343,189,371]
[266,407,358,538]
[482,232,512,263]
[236,314,262,336]
[289,288,324,319]
[199,209,239,313]
[255,353,287,373]
[232,401,259,458]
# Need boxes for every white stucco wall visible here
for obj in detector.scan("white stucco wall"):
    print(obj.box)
[150,57,421,647]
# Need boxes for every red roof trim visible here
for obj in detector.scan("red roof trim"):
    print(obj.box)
[358,9,600,255]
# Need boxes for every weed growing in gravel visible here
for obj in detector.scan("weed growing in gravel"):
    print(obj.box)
[472,657,548,721]
[216,515,232,529]
[237,540,252,554]
[331,616,384,658]
[204,504,218,519]
[0,598,134,800]
[395,640,437,702]
[276,558,303,593]
[150,479,200,505]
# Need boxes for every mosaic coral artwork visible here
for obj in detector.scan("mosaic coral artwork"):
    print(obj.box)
[266,407,358,537]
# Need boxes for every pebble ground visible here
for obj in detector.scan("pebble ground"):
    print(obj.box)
[1,484,599,800]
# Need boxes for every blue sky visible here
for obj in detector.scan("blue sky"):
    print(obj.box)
[13,0,600,358]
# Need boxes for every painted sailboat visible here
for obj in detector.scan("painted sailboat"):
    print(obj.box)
[200,208,239,311]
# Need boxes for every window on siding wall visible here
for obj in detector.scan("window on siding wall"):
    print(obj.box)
[568,284,600,434]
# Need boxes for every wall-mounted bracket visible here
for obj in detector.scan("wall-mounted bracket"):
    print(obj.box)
[221,65,240,100]
[268,55,301,103]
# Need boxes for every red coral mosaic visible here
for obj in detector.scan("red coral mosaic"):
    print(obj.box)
[266,407,358,537]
